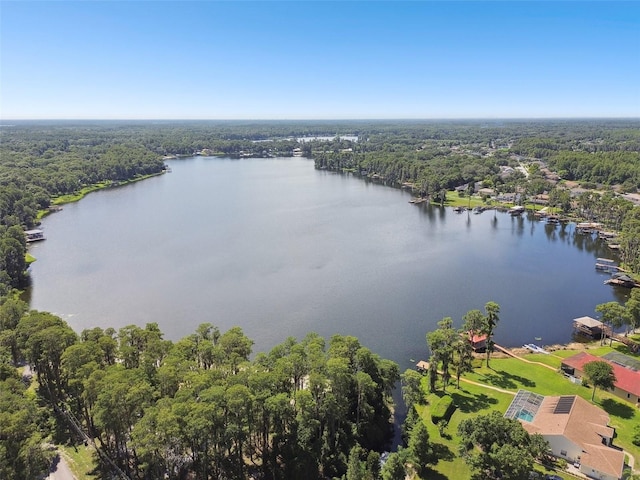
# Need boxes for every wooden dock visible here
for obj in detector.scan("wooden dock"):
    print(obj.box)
[610,333,640,353]
[416,360,430,372]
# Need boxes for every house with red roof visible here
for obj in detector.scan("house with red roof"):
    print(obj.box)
[561,351,640,406]
[467,331,487,352]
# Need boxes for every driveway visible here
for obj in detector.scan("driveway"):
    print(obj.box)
[47,453,76,480]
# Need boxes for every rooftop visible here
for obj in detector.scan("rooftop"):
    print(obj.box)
[572,316,604,329]
[507,391,624,479]
[562,351,640,398]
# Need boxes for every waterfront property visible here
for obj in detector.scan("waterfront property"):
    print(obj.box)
[505,390,625,480]
[561,352,640,406]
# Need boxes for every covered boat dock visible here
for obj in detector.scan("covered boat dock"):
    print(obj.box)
[572,316,610,339]
[25,229,45,242]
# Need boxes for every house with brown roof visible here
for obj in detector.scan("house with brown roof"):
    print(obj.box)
[561,351,640,406]
[505,390,625,480]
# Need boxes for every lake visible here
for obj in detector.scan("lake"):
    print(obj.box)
[28,156,625,372]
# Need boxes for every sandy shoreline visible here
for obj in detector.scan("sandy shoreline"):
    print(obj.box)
[493,341,596,358]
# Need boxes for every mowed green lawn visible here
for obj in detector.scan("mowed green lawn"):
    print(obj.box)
[416,344,640,479]
[417,377,514,479]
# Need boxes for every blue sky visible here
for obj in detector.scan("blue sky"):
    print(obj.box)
[1,1,639,119]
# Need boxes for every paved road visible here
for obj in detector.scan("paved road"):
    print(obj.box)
[47,453,76,480]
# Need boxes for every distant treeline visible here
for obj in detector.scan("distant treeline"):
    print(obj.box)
[313,119,640,194]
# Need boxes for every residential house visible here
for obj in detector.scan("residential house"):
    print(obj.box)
[561,352,640,406]
[505,390,625,480]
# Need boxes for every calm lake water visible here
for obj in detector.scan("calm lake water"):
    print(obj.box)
[29,156,625,372]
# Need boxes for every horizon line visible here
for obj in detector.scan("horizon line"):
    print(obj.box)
[2,116,640,123]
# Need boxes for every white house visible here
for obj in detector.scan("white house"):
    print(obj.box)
[505,390,624,480]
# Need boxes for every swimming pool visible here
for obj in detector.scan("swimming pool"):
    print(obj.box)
[517,409,534,422]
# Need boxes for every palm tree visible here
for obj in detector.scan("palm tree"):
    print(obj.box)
[453,330,474,389]
[483,302,500,368]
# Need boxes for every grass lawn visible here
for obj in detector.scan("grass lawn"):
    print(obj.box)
[417,377,515,479]
[442,192,550,211]
[443,193,488,209]
[416,345,640,479]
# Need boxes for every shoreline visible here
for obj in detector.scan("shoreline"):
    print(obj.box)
[495,337,639,360]
[35,170,166,222]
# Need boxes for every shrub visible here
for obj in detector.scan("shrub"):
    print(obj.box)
[431,395,456,424]
[632,425,640,447]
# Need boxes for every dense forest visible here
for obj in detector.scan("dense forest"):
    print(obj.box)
[0,298,399,479]
[1,119,639,478]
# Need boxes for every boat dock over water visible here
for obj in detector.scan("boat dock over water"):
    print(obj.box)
[415,360,430,372]
[576,222,602,234]
[508,205,525,216]
[25,229,45,242]
[605,272,640,288]
[595,258,622,273]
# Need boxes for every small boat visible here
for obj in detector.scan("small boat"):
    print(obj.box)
[453,206,463,213]
[508,206,525,216]
[523,344,550,354]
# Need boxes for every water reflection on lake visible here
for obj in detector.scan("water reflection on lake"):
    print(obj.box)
[28,156,625,372]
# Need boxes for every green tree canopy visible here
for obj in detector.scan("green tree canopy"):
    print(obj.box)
[583,360,616,401]
[458,411,538,480]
